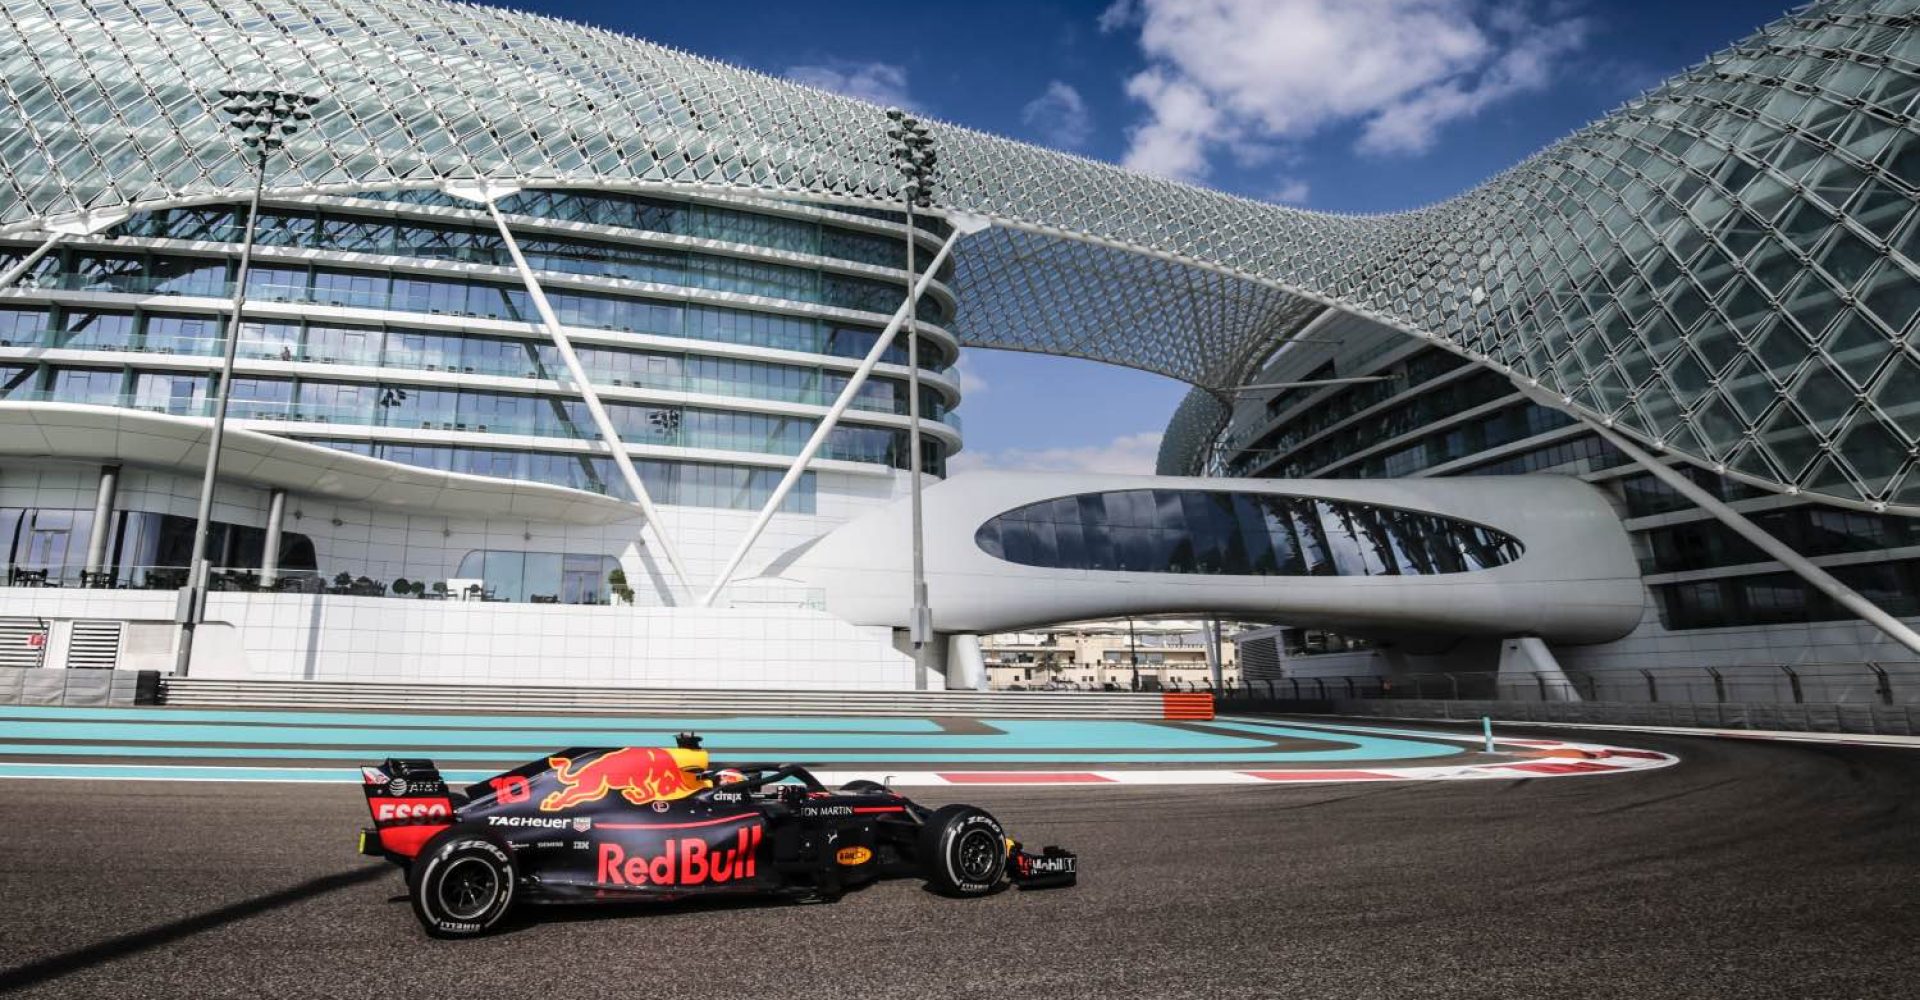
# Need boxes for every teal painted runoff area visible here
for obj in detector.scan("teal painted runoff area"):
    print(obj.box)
[0,707,1467,780]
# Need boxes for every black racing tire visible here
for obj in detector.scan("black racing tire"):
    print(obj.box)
[839,779,890,794]
[919,804,1007,897]
[409,830,517,939]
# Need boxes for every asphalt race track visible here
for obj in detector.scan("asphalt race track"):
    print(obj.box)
[0,726,1915,999]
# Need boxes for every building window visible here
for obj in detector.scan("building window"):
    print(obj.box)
[453,550,622,604]
[974,489,1522,576]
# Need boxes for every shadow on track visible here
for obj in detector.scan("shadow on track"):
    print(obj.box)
[0,865,389,994]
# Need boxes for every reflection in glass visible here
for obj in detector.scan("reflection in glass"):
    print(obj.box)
[976,489,1523,576]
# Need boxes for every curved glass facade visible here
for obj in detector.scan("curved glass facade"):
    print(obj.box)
[0,186,960,505]
[975,489,1523,576]
[2,0,1913,512]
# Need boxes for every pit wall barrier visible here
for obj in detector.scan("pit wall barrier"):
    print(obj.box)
[152,675,1213,720]
[0,667,159,706]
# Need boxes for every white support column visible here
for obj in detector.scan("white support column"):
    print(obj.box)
[1497,636,1580,702]
[1515,381,1920,658]
[0,233,62,290]
[0,212,128,292]
[700,213,989,609]
[260,487,287,589]
[446,182,694,603]
[82,465,119,579]
[945,633,988,691]
[1206,617,1225,690]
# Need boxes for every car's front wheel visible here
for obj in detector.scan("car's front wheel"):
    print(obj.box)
[919,804,1007,897]
[409,831,516,938]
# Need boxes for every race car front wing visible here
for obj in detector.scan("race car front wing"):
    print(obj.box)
[1009,844,1077,890]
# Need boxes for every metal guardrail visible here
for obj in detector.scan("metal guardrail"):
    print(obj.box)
[1212,662,1920,708]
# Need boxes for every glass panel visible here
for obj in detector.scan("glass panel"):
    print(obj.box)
[974,491,1523,576]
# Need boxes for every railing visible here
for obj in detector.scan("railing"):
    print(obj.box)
[0,329,961,428]
[1211,664,1920,708]
[1,563,623,606]
[4,273,956,370]
[0,391,953,455]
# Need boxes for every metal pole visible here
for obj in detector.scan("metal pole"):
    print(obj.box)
[904,198,931,690]
[175,149,267,675]
[700,220,980,608]
[1550,403,1920,658]
[474,193,694,603]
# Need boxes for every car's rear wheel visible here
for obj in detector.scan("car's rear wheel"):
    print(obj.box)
[919,804,1007,897]
[409,831,516,938]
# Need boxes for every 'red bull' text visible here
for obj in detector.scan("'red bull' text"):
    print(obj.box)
[597,825,762,886]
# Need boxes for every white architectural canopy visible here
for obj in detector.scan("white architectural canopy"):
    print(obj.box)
[0,0,1916,512]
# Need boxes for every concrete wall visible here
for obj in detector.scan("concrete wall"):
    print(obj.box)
[0,587,915,689]
[0,666,155,705]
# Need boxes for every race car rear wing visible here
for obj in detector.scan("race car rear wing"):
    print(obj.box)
[359,758,454,861]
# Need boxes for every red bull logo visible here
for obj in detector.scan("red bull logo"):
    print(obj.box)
[539,748,703,811]
[596,824,763,886]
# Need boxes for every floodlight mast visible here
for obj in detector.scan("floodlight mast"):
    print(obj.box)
[174,88,317,676]
[887,107,938,690]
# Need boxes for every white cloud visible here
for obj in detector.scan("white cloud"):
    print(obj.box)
[1021,81,1094,150]
[949,356,990,398]
[784,61,916,109]
[1268,177,1311,204]
[1112,0,1590,182]
[949,431,1163,476]
[1097,0,1140,34]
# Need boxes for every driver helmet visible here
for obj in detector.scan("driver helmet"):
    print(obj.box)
[712,768,748,787]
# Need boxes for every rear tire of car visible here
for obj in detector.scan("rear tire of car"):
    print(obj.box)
[919,804,1007,897]
[839,779,889,794]
[409,830,516,939]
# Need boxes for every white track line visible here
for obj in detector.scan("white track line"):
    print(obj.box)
[0,735,1677,787]
[1317,715,1920,749]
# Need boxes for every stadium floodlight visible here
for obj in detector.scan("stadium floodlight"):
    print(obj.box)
[887,106,939,690]
[175,88,320,675]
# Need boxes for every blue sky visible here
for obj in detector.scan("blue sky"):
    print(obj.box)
[496,0,1786,474]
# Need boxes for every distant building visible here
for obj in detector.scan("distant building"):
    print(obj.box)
[981,620,1240,692]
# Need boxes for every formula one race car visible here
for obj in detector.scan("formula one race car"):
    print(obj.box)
[358,735,1077,937]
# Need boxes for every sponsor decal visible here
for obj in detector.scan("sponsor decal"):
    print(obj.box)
[489,775,532,805]
[596,824,763,887]
[1025,855,1075,874]
[373,798,450,823]
[710,792,742,802]
[534,840,563,849]
[387,778,410,797]
[360,767,388,786]
[651,800,670,813]
[572,840,591,851]
[540,748,704,811]
[487,815,574,829]
[571,816,593,833]
[835,846,873,866]
[800,805,854,818]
